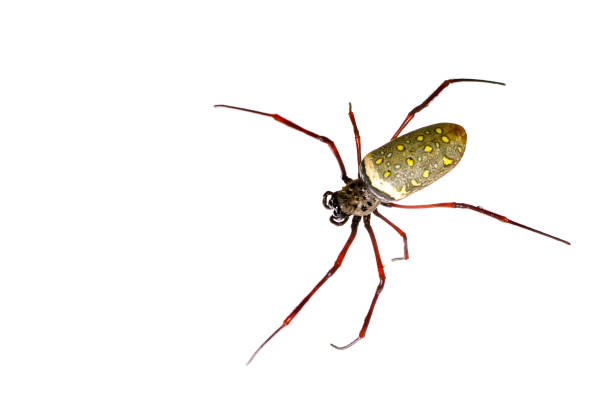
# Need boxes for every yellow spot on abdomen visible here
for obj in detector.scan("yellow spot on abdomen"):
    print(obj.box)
[435,127,443,134]
[424,145,433,153]
[416,135,424,141]
[406,158,414,166]
[422,169,429,178]
[442,136,450,143]
[383,171,391,178]
[443,156,454,166]
[375,158,383,165]
[396,144,405,151]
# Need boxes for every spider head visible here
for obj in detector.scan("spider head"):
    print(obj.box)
[322,180,380,226]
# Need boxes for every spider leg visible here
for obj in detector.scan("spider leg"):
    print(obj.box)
[215,104,350,183]
[373,209,409,261]
[383,202,570,245]
[390,78,505,140]
[331,215,386,350]
[246,216,361,365]
[348,103,362,168]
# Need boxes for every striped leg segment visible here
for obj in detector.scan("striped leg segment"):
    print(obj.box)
[383,201,570,245]
[215,104,350,183]
[348,103,362,168]
[246,216,361,365]
[373,209,409,261]
[331,215,386,350]
[390,78,505,140]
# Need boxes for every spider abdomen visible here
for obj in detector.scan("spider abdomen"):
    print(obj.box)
[360,123,467,201]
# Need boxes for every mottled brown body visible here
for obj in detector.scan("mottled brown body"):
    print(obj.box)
[360,123,467,201]
[334,179,380,216]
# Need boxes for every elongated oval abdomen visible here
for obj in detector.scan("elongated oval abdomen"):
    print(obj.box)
[360,123,466,201]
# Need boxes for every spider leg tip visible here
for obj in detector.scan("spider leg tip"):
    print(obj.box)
[330,337,362,350]
[330,342,348,350]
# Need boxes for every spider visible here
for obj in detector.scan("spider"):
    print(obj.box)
[215,78,570,364]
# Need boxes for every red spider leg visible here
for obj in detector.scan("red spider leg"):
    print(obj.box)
[214,104,350,183]
[331,215,386,350]
[246,216,361,365]
[348,103,362,167]
[390,78,506,141]
[382,202,571,245]
[373,209,409,261]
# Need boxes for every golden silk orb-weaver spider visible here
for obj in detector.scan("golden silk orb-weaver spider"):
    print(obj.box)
[215,78,570,365]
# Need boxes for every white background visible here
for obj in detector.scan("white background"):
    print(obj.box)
[1,1,610,407]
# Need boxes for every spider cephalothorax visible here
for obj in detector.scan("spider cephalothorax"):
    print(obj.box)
[323,179,380,225]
